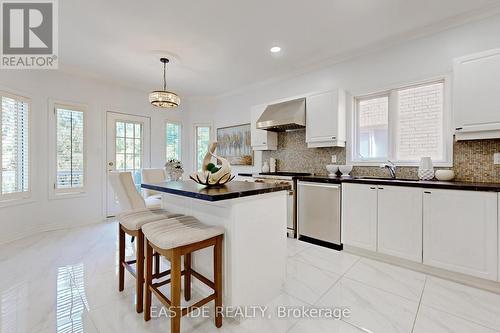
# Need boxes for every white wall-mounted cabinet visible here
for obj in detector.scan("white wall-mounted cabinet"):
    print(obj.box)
[250,105,277,151]
[454,48,500,140]
[306,90,346,148]
[342,183,377,251]
[377,185,423,262]
[423,189,498,281]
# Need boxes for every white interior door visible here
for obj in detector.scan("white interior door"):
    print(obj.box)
[106,112,151,216]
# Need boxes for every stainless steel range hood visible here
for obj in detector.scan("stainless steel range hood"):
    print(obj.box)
[256,98,306,132]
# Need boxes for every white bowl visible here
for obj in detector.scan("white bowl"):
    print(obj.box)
[435,170,455,181]
[339,165,353,177]
[326,164,339,177]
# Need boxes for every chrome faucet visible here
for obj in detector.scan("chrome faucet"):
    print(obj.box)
[380,160,397,179]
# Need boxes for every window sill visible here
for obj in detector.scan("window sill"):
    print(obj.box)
[49,191,87,201]
[0,197,35,209]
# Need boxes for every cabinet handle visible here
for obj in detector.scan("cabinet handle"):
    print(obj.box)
[424,191,432,194]
[331,136,336,139]
[455,127,463,131]
[370,187,376,190]
[378,187,384,190]
[262,142,266,144]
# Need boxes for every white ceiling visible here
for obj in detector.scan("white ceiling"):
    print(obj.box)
[60,0,500,97]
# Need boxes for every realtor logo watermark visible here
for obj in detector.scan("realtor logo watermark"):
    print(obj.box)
[1,0,58,69]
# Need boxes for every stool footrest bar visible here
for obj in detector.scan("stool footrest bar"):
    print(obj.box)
[152,270,186,288]
[191,269,215,290]
[181,294,216,317]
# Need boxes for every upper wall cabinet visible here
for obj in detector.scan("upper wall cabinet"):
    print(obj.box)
[306,90,346,148]
[454,48,500,140]
[251,105,277,151]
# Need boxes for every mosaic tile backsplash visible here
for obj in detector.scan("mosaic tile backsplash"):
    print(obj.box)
[262,130,500,183]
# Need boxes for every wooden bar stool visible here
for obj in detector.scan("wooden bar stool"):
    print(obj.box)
[109,171,181,313]
[142,216,224,333]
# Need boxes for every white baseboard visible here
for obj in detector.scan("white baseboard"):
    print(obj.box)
[0,217,108,246]
[344,245,500,294]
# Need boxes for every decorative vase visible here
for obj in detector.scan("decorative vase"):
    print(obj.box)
[418,157,434,180]
[262,161,270,173]
[165,159,184,181]
[169,171,183,181]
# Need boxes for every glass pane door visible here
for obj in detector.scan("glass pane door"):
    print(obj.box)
[115,121,143,190]
[106,112,150,216]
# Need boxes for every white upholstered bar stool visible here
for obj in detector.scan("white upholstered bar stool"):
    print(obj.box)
[109,171,181,313]
[143,217,224,333]
[141,168,167,209]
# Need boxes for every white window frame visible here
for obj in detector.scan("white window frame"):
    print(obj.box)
[48,99,87,199]
[193,123,213,172]
[165,120,182,162]
[0,90,32,205]
[349,76,453,167]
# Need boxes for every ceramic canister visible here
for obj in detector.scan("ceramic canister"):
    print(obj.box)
[418,157,434,180]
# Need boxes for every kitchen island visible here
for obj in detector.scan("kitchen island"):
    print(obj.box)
[141,180,290,307]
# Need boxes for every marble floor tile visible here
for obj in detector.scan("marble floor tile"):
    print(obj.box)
[317,277,419,333]
[421,276,500,331]
[413,305,499,333]
[233,293,308,333]
[283,257,341,304]
[0,266,89,333]
[2,223,500,333]
[287,238,312,257]
[288,318,367,333]
[294,245,360,275]
[344,258,426,301]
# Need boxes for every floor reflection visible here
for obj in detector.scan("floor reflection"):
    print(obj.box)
[1,283,28,333]
[56,264,86,333]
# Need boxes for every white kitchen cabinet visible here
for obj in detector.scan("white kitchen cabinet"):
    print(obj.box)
[423,189,498,281]
[454,48,500,140]
[342,183,377,251]
[306,90,346,148]
[377,185,422,262]
[251,105,277,150]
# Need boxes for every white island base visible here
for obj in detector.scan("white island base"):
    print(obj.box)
[161,190,288,307]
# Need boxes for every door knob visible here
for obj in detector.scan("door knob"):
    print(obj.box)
[108,162,114,166]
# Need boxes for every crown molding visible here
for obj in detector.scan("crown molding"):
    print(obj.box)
[214,5,500,100]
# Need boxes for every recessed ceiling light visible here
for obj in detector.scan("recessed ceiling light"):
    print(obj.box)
[270,46,281,53]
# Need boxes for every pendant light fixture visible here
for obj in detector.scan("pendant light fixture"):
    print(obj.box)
[149,58,180,108]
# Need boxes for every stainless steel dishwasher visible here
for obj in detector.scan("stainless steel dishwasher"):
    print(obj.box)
[297,181,342,250]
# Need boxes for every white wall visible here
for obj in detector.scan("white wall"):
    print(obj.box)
[190,14,500,174]
[3,14,500,243]
[0,70,188,244]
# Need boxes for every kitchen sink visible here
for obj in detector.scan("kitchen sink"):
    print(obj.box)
[354,177,420,182]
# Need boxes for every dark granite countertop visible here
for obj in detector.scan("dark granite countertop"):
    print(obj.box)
[296,175,500,192]
[141,180,291,202]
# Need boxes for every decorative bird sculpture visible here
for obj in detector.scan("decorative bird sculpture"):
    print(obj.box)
[190,141,235,187]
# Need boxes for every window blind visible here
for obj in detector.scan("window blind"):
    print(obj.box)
[166,122,181,160]
[196,126,211,171]
[1,94,30,197]
[56,107,85,190]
